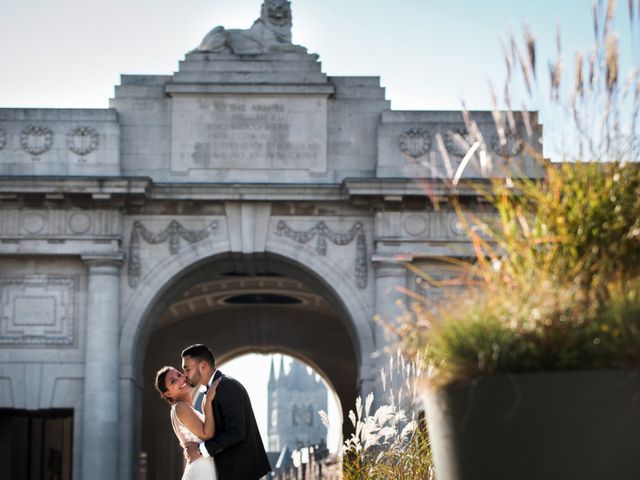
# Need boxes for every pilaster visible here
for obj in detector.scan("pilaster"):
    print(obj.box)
[81,253,124,480]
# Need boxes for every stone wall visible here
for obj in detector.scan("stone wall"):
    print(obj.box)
[0,109,120,176]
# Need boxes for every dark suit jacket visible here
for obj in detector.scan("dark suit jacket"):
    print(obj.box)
[204,370,271,480]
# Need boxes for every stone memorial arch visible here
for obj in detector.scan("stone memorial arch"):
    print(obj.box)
[0,1,540,479]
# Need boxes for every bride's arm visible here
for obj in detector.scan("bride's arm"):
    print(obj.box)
[175,379,220,440]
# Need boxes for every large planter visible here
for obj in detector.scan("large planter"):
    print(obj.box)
[423,369,640,480]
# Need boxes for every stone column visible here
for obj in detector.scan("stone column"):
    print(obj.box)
[81,254,123,480]
[370,260,407,405]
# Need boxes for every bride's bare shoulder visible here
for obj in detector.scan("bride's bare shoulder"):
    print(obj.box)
[174,401,194,417]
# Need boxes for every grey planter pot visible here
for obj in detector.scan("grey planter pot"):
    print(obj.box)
[424,370,640,480]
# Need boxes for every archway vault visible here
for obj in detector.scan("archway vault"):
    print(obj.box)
[122,248,371,480]
[120,242,375,375]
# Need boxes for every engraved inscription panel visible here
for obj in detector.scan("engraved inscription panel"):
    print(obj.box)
[171,96,327,173]
[13,296,56,327]
[0,276,76,346]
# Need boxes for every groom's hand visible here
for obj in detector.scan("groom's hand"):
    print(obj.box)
[184,442,202,463]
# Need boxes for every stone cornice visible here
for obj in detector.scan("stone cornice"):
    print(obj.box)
[0,176,492,203]
[343,178,492,198]
[0,176,150,197]
[165,83,335,96]
[150,183,344,201]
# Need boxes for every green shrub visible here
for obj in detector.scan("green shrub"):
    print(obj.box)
[399,161,640,389]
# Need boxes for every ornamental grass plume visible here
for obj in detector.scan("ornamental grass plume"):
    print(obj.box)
[395,0,640,390]
[322,351,434,480]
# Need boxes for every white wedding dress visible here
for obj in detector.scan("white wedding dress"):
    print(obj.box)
[170,402,218,480]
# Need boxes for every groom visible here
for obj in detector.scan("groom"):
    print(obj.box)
[181,344,271,479]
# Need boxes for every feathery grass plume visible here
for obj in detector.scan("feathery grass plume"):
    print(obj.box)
[605,33,620,93]
[435,131,454,178]
[604,0,618,38]
[340,352,434,480]
[549,57,563,100]
[504,85,517,134]
[575,52,585,98]
[572,52,585,138]
[632,78,640,149]
[594,1,601,41]
[517,36,535,96]
[491,81,507,149]
[520,109,534,141]
[524,23,537,77]
[589,49,597,92]
[452,141,479,185]
[500,37,513,82]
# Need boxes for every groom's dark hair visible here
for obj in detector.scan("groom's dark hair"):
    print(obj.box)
[181,343,216,367]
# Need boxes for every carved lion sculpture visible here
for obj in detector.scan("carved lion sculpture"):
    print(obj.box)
[195,0,306,54]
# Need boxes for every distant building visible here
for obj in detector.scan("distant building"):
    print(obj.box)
[268,358,328,452]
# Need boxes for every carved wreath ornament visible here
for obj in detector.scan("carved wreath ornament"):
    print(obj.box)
[275,220,368,289]
[21,125,53,156]
[490,131,524,157]
[128,220,219,288]
[444,128,475,157]
[399,128,431,158]
[67,126,99,156]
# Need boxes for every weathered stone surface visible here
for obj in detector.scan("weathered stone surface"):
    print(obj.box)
[377,110,542,179]
[170,95,328,174]
[0,109,120,176]
[0,275,77,346]
[170,52,327,85]
[0,210,121,238]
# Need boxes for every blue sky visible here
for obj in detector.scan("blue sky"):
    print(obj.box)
[1,0,630,110]
[1,0,636,452]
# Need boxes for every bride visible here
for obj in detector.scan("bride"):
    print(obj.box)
[155,366,221,480]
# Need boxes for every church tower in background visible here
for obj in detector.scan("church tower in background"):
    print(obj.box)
[267,357,328,452]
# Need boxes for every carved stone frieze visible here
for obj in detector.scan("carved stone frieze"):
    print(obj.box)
[0,128,6,150]
[68,212,92,234]
[0,276,77,346]
[128,220,220,288]
[21,212,47,234]
[376,211,495,241]
[449,214,492,239]
[449,216,467,237]
[275,220,368,289]
[399,128,431,158]
[0,210,120,237]
[20,125,53,156]
[404,214,428,236]
[67,126,99,156]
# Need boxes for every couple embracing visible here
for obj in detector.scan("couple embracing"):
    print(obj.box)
[155,344,271,480]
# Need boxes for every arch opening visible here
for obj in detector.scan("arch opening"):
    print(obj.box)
[136,252,361,480]
[219,352,343,455]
